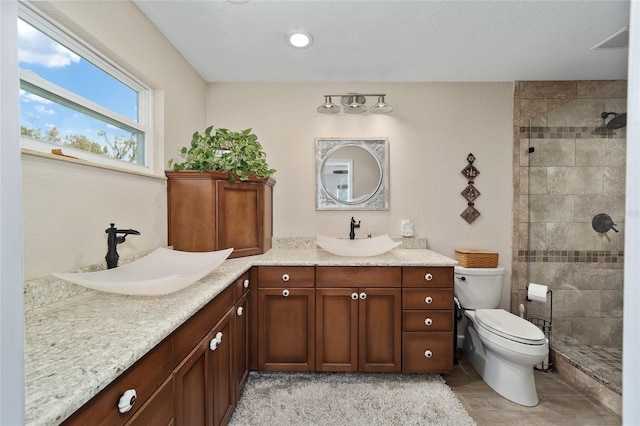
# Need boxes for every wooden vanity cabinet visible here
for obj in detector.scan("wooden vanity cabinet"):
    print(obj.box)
[401,266,454,373]
[257,266,315,371]
[315,267,402,372]
[166,171,274,258]
[62,336,174,426]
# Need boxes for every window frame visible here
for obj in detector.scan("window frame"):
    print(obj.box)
[18,2,155,175]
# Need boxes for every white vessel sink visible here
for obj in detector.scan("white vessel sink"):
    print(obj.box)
[53,247,233,296]
[316,234,401,257]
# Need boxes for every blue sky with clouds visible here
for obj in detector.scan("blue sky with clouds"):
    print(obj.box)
[18,18,137,143]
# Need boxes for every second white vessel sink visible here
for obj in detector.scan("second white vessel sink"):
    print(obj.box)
[53,247,233,296]
[316,234,401,257]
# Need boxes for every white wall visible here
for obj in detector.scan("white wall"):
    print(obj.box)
[21,1,208,279]
[204,82,514,307]
[1,1,25,423]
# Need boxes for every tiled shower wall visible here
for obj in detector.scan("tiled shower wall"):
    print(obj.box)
[512,81,626,347]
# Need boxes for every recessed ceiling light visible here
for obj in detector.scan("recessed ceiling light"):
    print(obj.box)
[287,31,313,49]
[227,0,249,4]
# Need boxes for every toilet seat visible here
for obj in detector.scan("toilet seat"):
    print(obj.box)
[475,309,546,345]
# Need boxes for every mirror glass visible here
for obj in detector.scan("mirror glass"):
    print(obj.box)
[316,138,389,210]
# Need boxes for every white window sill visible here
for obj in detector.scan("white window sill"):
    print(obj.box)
[21,148,167,181]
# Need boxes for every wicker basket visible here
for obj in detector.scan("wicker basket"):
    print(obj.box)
[454,248,499,268]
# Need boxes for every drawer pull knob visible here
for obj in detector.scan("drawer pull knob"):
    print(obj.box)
[210,332,223,351]
[118,389,137,413]
[424,273,433,281]
[425,318,433,326]
[243,279,250,288]
[237,307,244,316]
[282,289,290,297]
[425,296,433,304]
[282,273,290,282]
[424,350,433,358]
[359,292,367,300]
[351,292,359,300]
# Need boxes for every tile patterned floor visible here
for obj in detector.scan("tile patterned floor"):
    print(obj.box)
[552,342,622,394]
[444,358,621,425]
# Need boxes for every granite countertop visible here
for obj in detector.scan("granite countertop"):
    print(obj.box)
[24,247,456,426]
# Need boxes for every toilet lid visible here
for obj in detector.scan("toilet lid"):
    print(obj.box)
[475,309,546,344]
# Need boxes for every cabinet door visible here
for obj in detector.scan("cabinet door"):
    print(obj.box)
[216,180,264,258]
[258,288,315,371]
[174,334,210,426]
[125,376,174,426]
[234,293,250,398]
[316,288,359,371]
[210,308,235,426]
[359,288,402,372]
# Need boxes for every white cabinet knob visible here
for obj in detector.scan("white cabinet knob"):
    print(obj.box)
[424,350,433,358]
[118,389,137,413]
[359,292,367,300]
[237,306,244,316]
[210,332,223,351]
[282,273,290,282]
[425,296,433,304]
[282,289,290,297]
[424,318,433,326]
[243,279,250,289]
[351,292,359,300]
[424,273,433,281]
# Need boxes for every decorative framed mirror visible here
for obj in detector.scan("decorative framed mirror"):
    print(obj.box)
[315,138,389,210]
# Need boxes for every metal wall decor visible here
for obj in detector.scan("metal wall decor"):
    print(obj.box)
[460,153,481,224]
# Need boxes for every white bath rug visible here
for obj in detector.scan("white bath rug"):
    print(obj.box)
[230,372,476,426]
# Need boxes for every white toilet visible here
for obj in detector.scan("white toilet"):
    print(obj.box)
[454,266,548,407]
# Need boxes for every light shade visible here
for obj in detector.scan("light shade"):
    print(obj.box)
[343,95,367,114]
[317,96,340,114]
[369,96,394,114]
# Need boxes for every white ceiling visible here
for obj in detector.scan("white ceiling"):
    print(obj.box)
[134,0,630,83]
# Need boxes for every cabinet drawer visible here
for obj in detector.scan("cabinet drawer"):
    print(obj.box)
[62,336,173,425]
[174,285,234,362]
[402,332,453,373]
[234,271,251,300]
[403,289,453,310]
[402,267,453,288]
[316,266,401,288]
[125,376,173,426]
[258,266,315,288]
[403,311,453,332]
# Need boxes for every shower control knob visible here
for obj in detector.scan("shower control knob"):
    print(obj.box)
[425,296,433,304]
[351,292,359,300]
[118,389,137,413]
[282,289,290,297]
[425,318,433,326]
[243,279,250,288]
[424,273,433,281]
[281,274,290,282]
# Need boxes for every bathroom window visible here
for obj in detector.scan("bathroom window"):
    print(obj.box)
[17,4,153,172]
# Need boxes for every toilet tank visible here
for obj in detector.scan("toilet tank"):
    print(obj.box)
[454,266,505,309]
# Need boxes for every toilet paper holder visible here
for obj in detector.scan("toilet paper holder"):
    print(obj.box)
[526,284,553,372]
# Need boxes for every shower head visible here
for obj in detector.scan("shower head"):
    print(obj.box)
[601,112,627,130]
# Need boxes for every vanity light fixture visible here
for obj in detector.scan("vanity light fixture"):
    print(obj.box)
[287,31,313,49]
[317,93,394,114]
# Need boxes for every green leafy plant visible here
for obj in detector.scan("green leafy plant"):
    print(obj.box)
[168,125,276,181]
